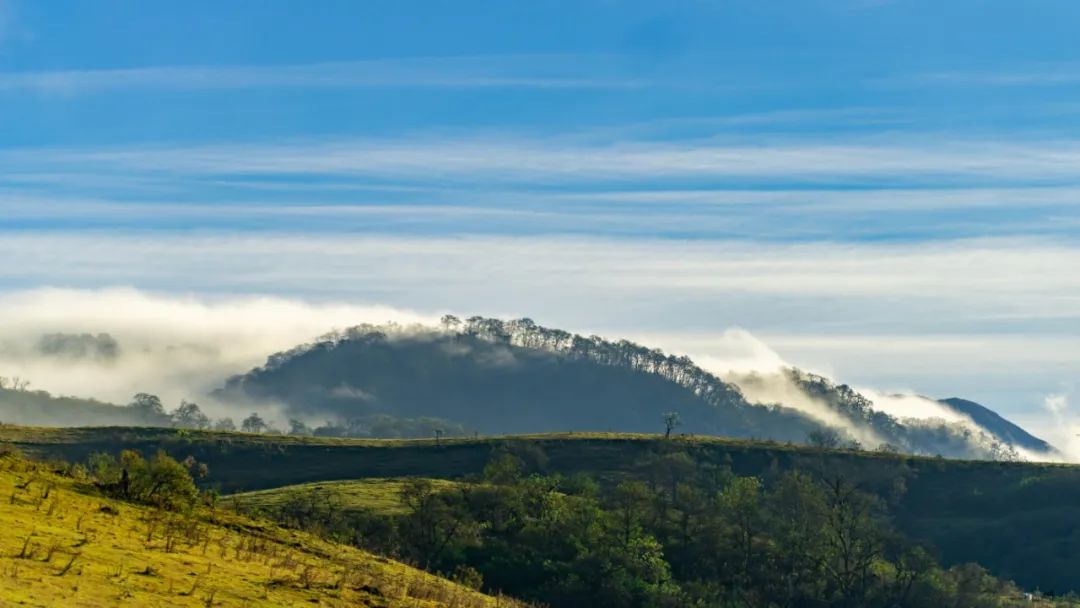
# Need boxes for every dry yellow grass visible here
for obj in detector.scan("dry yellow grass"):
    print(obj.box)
[229,477,462,517]
[0,450,525,607]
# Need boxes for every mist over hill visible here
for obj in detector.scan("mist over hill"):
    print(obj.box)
[216,316,1052,460]
[939,397,1052,453]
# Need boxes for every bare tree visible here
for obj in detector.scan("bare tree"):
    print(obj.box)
[663,411,681,439]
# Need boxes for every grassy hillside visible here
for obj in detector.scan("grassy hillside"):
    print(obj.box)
[4,425,1080,594]
[0,447,523,607]
[232,478,462,517]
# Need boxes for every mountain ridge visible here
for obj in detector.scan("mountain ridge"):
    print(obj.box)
[217,316,1051,460]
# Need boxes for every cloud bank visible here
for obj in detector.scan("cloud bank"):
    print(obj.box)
[0,288,437,412]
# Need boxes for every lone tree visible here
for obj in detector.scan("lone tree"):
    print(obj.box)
[663,411,681,439]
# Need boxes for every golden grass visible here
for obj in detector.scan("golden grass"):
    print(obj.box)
[0,451,526,607]
[230,478,462,517]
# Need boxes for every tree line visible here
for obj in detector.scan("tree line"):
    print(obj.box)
[126,392,465,439]
[243,442,1055,608]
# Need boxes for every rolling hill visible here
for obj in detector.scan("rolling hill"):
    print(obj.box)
[0,445,523,607]
[3,425,1080,595]
[215,316,1051,460]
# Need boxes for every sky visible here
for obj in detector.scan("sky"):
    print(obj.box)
[2,1,1080,437]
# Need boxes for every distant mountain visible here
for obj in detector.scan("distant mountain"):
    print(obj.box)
[216,316,1052,460]
[939,397,1052,453]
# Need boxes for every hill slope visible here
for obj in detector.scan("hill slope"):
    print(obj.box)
[3,426,1080,595]
[940,397,1052,452]
[216,316,1048,459]
[0,446,521,607]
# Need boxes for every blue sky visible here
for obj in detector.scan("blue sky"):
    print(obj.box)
[3,0,1080,431]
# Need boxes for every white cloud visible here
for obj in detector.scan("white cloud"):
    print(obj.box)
[2,232,1080,316]
[681,329,788,376]
[854,389,967,423]
[1045,393,1069,416]
[0,287,436,410]
[1029,393,1080,462]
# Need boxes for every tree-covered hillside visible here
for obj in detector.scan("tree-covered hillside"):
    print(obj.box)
[216,317,1047,460]
[234,445,1058,608]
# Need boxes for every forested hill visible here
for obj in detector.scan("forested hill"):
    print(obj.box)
[218,317,825,443]
[216,316,1049,460]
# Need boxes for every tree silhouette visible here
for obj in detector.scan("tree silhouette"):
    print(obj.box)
[241,412,268,434]
[663,411,681,439]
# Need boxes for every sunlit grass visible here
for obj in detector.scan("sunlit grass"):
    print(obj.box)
[0,449,525,607]
[231,477,462,516]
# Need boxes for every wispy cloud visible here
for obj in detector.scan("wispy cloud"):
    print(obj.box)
[11,136,1080,186]
[0,55,647,94]
[6,132,1080,242]
[882,62,1080,88]
[4,185,1080,241]
[1,233,1078,423]
[2,232,1080,318]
